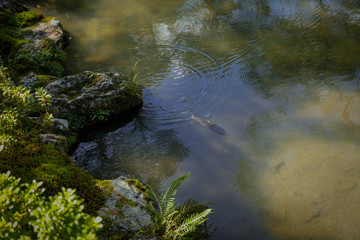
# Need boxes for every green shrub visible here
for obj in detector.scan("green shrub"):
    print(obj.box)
[0,66,104,214]
[10,10,43,28]
[0,65,53,148]
[0,171,102,239]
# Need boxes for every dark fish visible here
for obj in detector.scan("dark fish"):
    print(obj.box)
[191,113,226,135]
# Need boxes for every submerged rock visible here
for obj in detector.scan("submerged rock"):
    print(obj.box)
[46,71,143,129]
[97,177,153,234]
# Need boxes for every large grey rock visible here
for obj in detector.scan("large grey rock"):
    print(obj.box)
[45,71,142,128]
[98,177,153,234]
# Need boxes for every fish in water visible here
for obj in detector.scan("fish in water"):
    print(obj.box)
[190,113,226,135]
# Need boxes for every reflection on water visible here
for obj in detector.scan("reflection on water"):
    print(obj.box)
[238,84,360,239]
[31,0,360,239]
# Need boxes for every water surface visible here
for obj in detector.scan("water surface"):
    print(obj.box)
[33,0,360,239]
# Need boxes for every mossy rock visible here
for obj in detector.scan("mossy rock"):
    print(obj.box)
[10,10,44,28]
[125,178,151,202]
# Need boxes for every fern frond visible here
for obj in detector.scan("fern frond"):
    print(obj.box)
[148,184,161,212]
[160,172,190,218]
[171,208,213,240]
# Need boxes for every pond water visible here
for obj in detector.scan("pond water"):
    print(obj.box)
[32,0,360,239]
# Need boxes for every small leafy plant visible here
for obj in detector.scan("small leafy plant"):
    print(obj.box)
[90,110,110,121]
[142,172,214,240]
[0,66,53,150]
[0,171,103,239]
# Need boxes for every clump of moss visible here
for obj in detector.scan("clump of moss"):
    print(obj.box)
[10,10,44,28]
[10,47,65,78]
[116,195,138,210]
[95,179,114,198]
[125,178,151,202]
[29,74,58,91]
[0,142,105,214]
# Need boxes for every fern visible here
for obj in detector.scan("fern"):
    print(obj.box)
[160,172,189,218]
[144,172,214,239]
[169,209,213,240]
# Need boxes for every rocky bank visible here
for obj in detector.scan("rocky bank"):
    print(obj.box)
[0,0,151,238]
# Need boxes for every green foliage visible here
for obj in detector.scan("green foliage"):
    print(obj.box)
[30,75,58,92]
[119,61,143,102]
[0,142,105,214]
[10,48,65,77]
[10,10,44,28]
[90,109,110,121]
[129,60,140,83]
[0,65,53,149]
[0,171,102,239]
[0,65,105,213]
[143,172,214,240]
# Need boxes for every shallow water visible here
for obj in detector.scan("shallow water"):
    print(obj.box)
[33,0,360,239]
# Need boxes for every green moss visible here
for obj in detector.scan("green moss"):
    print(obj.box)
[10,10,44,28]
[10,48,65,77]
[0,142,105,214]
[30,74,58,91]
[125,178,151,202]
[42,16,57,23]
[96,179,114,197]
[65,132,78,149]
[116,195,138,209]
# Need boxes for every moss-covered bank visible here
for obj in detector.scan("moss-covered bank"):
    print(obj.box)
[0,0,143,227]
